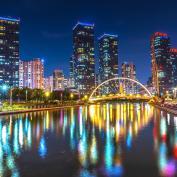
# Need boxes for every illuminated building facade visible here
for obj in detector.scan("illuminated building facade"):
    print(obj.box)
[53,69,65,91]
[121,62,136,80]
[170,48,177,88]
[19,58,44,89]
[121,62,137,94]
[73,22,95,95]
[69,55,75,88]
[98,34,118,83]
[44,76,53,91]
[151,32,172,95]
[0,17,20,87]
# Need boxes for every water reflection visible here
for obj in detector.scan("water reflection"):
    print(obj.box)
[0,102,176,176]
[154,110,177,177]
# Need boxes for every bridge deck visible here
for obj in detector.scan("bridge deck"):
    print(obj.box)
[89,95,151,102]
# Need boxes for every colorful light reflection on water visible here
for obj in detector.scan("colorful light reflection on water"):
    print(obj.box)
[0,102,176,177]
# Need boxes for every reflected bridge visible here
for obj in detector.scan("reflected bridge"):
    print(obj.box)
[89,77,153,102]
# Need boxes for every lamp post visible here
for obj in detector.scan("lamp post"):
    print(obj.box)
[1,84,8,103]
[70,93,74,99]
[2,84,8,92]
[45,91,50,100]
[1,84,8,100]
[10,87,13,107]
[173,88,177,99]
[1,84,13,106]
[25,89,28,102]
[61,92,63,102]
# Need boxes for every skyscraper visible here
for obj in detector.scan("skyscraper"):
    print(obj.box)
[98,34,118,83]
[53,69,65,91]
[69,55,75,88]
[121,62,136,80]
[170,48,177,88]
[44,76,53,92]
[73,22,95,96]
[0,17,20,87]
[19,58,44,89]
[151,32,172,95]
[121,62,137,94]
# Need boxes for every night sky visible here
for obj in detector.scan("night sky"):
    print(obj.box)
[1,0,177,83]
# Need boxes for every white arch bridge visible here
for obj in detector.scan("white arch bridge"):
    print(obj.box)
[88,77,153,102]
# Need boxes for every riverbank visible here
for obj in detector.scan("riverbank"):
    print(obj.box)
[154,104,177,115]
[0,103,85,116]
[1,101,177,116]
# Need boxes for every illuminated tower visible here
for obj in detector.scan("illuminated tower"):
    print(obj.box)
[98,34,118,83]
[73,22,95,96]
[0,17,20,87]
[150,32,172,95]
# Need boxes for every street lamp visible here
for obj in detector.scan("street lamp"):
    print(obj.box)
[173,88,177,99]
[2,84,8,92]
[1,84,14,106]
[60,92,63,102]
[70,93,74,99]
[25,89,28,102]
[45,91,50,98]
[9,87,14,107]
[84,95,88,100]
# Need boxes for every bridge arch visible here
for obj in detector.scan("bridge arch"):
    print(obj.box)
[89,77,152,101]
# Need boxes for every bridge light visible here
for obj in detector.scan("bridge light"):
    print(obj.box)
[84,95,88,100]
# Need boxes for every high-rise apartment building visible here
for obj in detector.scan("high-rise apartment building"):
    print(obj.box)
[121,62,136,80]
[19,58,44,89]
[44,76,53,92]
[0,17,20,87]
[170,48,177,88]
[53,69,65,91]
[98,34,118,83]
[69,55,75,88]
[121,62,137,94]
[73,22,95,95]
[150,32,172,95]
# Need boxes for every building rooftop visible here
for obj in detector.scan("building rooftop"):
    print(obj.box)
[98,33,118,40]
[73,22,94,30]
[154,32,168,37]
[0,16,20,22]
[170,48,177,53]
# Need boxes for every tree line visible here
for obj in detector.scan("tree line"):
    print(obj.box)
[1,87,79,102]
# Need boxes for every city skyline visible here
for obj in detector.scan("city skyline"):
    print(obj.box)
[0,2,177,177]
[1,0,177,83]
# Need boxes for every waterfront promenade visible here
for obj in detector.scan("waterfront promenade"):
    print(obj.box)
[0,101,85,115]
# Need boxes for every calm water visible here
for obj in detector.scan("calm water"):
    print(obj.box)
[0,102,176,177]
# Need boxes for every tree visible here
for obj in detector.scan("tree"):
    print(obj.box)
[31,89,44,102]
